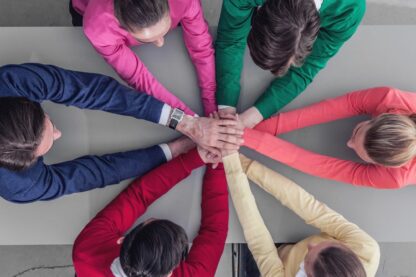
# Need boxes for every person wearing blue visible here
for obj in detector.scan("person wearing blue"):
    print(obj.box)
[0,63,242,203]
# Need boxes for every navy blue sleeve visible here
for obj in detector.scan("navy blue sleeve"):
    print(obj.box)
[0,63,165,123]
[0,145,166,203]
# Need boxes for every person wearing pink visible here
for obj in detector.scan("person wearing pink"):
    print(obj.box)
[72,0,216,116]
[243,86,416,189]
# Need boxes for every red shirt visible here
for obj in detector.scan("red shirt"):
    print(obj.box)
[73,149,228,276]
[244,87,416,189]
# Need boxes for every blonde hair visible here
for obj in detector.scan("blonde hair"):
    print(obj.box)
[365,113,416,167]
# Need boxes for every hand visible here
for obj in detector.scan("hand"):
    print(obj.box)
[218,107,237,118]
[167,136,196,158]
[197,146,222,166]
[212,111,241,158]
[239,107,264,128]
[176,114,244,155]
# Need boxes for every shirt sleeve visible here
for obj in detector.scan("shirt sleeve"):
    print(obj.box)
[215,0,262,107]
[243,128,407,189]
[181,0,217,115]
[255,0,366,118]
[0,63,165,124]
[83,22,195,115]
[73,148,205,272]
[254,87,414,135]
[223,153,284,277]
[5,145,167,203]
[241,154,380,277]
[176,165,229,276]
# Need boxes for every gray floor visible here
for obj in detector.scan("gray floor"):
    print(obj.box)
[0,0,415,276]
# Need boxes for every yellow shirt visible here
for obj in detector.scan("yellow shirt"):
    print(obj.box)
[223,153,380,277]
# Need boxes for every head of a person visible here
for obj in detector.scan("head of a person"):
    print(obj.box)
[347,113,416,167]
[0,97,61,172]
[304,241,366,277]
[247,0,320,77]
[120,219,189,277]
[114,0,171,47]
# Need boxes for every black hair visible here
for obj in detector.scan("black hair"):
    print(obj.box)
[312,245,366,277]
[0,97,45,171]
[114,0,170,31]
[247,0,320,76]
[120,219,189,277]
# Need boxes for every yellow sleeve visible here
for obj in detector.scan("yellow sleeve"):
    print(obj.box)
[223,153,284,277]
[240,155,380,277]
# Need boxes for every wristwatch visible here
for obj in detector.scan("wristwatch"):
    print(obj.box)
[168,108,185,129]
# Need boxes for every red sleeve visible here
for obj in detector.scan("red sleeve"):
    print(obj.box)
[73,149,205,276]
[254,87,414,135]
[244,129,406,189]
[174,165,229,276]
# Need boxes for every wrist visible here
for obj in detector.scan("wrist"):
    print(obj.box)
[241,107,263,128]
[167,108,185,130]
[176,114,196,136]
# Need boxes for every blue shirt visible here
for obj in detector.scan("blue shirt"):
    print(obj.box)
[0,63,167,203]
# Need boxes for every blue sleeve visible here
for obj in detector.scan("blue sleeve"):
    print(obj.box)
[0,63,165,123]
[0,145,166,203]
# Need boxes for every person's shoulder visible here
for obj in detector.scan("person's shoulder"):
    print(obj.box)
[83,0,125,44]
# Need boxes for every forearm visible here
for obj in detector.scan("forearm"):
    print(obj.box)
[223,153,284,277]
[37,145,167,201]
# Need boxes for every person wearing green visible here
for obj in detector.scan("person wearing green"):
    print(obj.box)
[215,0,366,127]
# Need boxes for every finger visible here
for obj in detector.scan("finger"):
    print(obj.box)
[212,163,218,169]
[218,126,244,135]
[216,142,240,150]
[218,134,244,145]
[220,113,237,120]
[205,146,221,157]
[217,119,238,126]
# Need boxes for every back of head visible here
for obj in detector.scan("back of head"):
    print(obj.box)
[114,0,169,31]
[0,97,45,171]
[120,219,188,277]
[312,246,366,277]
[247,0,320,76]
[365,113,416,167]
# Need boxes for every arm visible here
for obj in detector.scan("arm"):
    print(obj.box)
[7,145,167,203]
[254,86,414,135]
[0,63,165,123]
[82,21,195,115]
[215,0,260,107]
[223,153,284,277]
[241,155,380,277]
[177,165,229,276]
[73,149,205,270]
[243,128,407,189]
[254,0,366,119]
[181,0,217,116]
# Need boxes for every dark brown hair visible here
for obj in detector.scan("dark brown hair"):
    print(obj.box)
[120,219,188,277]
[312,245,366,277]
[365,113,416,167]
[0,97,45,171]
[247,0,320,76]
[114,0,169,32]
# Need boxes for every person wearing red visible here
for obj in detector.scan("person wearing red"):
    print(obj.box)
[243,87,416,189]
[72,147,228,277]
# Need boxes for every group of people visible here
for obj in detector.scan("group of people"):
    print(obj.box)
[2,0,414,276]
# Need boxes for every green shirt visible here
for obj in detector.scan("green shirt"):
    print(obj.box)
[215,0,366,118]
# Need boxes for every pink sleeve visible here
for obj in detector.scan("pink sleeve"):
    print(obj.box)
[244,128,406,189]
[255,87,408,135]
[83,23,195,115]
[181,0,217,115]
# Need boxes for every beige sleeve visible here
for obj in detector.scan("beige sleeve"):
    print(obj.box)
[223,153,284,277]
[240,154,380,277]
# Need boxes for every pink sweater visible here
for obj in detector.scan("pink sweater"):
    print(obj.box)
[244,87,416,189]
[73,0,216,115]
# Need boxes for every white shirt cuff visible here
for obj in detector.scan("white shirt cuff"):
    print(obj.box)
[159,104,172,126]
[159,143,172,161]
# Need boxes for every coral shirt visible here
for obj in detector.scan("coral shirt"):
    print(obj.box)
[244,87,416,189]
[72,0,216,115]
[73,149,229,276]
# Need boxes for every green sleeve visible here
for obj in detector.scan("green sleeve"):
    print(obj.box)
[255,0,366,118]
[215,0,265,107]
